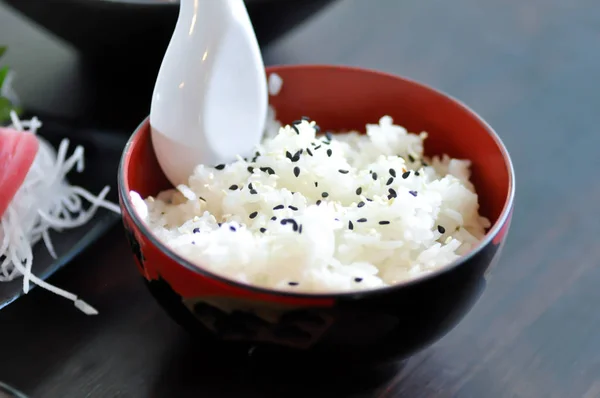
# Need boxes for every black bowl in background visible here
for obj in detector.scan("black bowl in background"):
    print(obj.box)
[2,0,337,130]
[2,0,336,56]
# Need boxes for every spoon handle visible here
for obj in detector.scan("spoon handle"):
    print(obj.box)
[150,0,267,186]
[150,0,260,140]
[151,0,236,142]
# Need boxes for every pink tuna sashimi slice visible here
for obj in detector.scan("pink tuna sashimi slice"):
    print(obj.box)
[0,127,39,218]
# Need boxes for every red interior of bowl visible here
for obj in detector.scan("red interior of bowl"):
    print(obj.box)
[123,65,512,232]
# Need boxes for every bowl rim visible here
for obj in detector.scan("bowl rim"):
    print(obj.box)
[118,64,515,300]
[0,381,28,398]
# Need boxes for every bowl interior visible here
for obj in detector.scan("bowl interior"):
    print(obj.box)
[124,65,511,232]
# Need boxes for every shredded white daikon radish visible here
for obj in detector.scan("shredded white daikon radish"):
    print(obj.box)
[0,111,121,315]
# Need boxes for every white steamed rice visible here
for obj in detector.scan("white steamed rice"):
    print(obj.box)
[130,114,490,293]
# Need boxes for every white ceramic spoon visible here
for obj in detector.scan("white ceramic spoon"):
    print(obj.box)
[150,0,268,187]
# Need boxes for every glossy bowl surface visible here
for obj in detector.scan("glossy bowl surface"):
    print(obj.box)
[118,65,515,364]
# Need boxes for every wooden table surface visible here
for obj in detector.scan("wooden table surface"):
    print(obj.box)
[2,0,600,397]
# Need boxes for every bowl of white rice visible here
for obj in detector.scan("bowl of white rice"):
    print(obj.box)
[118,65,515,363]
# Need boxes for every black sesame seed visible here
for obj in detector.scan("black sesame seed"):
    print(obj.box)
[327,149,333,157]
[372,172,378,181]
[415,171,420,176]
[389,168,397,177]
[248,183,254,190]
[357,201,365,208]
[193,227,200,233]
[316,200,322,205]
[314,181,319,187]
[314,125,321,133]
[357,218,367,223]
[325,132,333,141]
[260,228,267,233]
[293,166,301,177]
[292,119,303,125]
[229,184,239,190]
[408,154,416,162]
[191,241,196,245]
[288,282,299,286]
[198,197,206,202]
[422,161,429,167]
[249,211,258,219]
[285,151,293,160]
[255,151,261,157]
[306,148,313,156]
[288,205,298,211]
[215,164,225,170]
[293,149,303,160]
[247,166,254,173]
[291,124,300,135]
[356,187,362,195]
[281,218,299,231]
[386,177,394,186]
[314,145,322,150]
[379,221,390,225]
[250,189,258,195]
[301,116,311,121]
[229,226,237,232]
[260,167,275,175]
[366,198,373,202]
[402,171,411,179]
[273,204,284,210]
[409,190,418,197]
[437,225,446,234]
[348,221,354,230]
[338,169,349,174]
[271,216,277,221]
[388,188,397,199]
[299,225,303,234]
[218,223,223,227]
[354,277,363,283]
[321,192,329,198]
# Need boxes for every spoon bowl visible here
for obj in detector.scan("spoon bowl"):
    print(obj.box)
[150,0,268,186]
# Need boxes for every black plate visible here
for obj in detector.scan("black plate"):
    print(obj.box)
[0,117,128,309]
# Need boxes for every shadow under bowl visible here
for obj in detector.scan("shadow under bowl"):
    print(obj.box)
[118,64,515,365]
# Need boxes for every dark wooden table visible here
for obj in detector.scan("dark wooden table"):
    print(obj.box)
[2,0,600,397]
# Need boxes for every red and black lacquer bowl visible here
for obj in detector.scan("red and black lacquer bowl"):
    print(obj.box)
[118,65,515,364]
